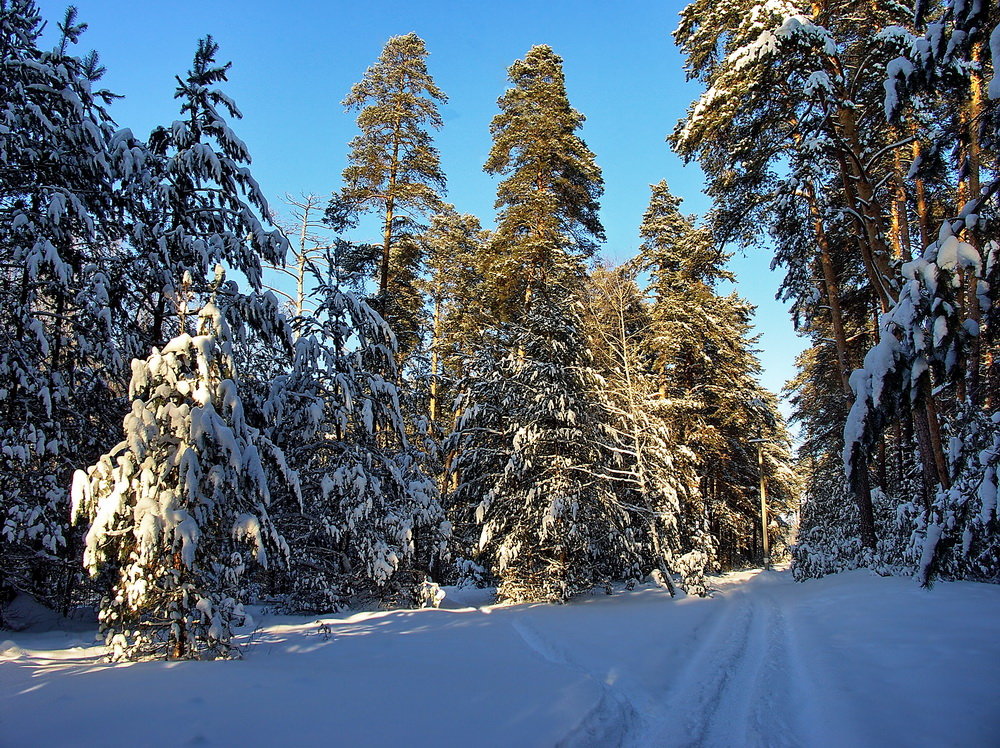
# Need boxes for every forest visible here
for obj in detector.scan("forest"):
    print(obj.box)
[0,0,997,667]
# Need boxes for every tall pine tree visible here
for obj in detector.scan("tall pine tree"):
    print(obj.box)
[636,181,798,571]
[483,44,603,321]
[327,33,446,360]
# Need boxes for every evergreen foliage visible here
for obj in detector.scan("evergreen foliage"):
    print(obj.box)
[0,1,820,650]
[327,33,447,360]
[636,182,798,571]
[420,208,491,428]
[264,262,444,611]
[483,44,604,321]
[126,35,289,349]
[71,299,293,660]
[445,45,641,603]
[0,0,125,613]
[674,0,998,582]
[451,288,635,603]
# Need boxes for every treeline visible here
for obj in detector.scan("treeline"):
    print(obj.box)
[672,0,999,583]
[0,1,796,659]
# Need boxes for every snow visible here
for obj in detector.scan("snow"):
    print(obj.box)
[2,568,998,747]
[884,57,914,118]
[935,235,981,275]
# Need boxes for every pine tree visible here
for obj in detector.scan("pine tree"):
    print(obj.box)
[327,33,446,359]
[420,208,491,428]
[72,296,295,660]
[483,44,604,321]
[836,0,999,584]
[670,0,941,551]
[636,181,798,571]
[670,0,997,582]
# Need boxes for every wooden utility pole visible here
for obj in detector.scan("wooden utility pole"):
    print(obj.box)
[752,438,770,569]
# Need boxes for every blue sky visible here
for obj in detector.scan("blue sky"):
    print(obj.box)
[36,0,805,404]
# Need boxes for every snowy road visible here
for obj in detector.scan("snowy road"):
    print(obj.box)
[2,568,999,747]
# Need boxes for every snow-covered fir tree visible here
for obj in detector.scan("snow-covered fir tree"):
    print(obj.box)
[71,295,295,660]
[122,35,289,350]
[0,1,126,613]
[450,286,636,603]
[443,44,643,601]
[264,263,445,611]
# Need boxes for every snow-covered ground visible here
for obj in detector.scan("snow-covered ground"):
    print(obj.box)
[2,568,998,747]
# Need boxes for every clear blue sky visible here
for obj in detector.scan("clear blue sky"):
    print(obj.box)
[36,0,805,404]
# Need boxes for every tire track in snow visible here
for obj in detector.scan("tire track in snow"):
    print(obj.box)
[745,595,803,747]
[642,591,756,747]
[510,618,637,747]
[631,582,804,748]
[510,575,810,748]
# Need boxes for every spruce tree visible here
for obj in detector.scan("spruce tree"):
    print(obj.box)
[638,181,737,399]
[125,35,289,350]
[327,33,446,359]
[451,288,634,603]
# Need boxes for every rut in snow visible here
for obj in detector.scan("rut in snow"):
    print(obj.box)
[513,572,809,748]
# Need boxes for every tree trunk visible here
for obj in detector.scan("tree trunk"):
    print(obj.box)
[295,199,311,317]
[833,108,896,313]
[808,183,853,392]
[890,136,913,262]
[171,551,187,659]
[380,133,402,298]
[912,139,932,251]
[806,184,877,548]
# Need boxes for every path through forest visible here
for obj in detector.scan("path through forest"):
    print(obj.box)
[2,568,998,747]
